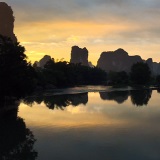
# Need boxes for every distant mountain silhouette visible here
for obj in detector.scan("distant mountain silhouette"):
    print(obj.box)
[97,48,143,73]
[146,58,160,75]
[70,46,89,66]
[0,2,17,42]
[34,55,51,68]
[97,48,160,75]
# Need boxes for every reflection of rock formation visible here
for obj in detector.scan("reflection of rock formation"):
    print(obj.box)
[0,103,37,159]
[130,89,152,106]
[34,55,52,68]
[99,91,129,104]
[70,46,89,66]
[0,2,17,42]
[24,93,88,110]
[97,48,143,73]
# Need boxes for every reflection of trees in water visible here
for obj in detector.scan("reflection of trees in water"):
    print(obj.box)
[100,89,153,107]
[130,89,152,107]
[24,89,154,108]
[24,93,88,110]
[99,91,129,104]
[157,88,160,93]
[0,106,37,159]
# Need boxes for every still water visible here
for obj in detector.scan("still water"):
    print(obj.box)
[1,87,160,159]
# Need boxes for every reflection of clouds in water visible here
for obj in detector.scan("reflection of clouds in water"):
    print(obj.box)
[66,103,103,114]
[64,91,160,126]
[67,105,87,114]
[20,90,160,128]
[18,90,160,160]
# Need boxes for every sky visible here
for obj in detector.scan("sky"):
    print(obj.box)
[3,0,160,65]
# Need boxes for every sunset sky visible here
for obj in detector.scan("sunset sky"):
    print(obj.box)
[4,0,160,65]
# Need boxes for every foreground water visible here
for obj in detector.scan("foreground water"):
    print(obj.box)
[1,87,160,159]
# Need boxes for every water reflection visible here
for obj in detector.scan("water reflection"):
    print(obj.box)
[18,90,160,160]
[24,93,88,110]
[157,88,160,93]
[100,89,153,106]
[0,101,37,160]
[23,89,155,108]
[130,89,152,106]
[99,91,129,104]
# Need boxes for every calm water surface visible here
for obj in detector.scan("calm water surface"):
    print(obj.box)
[2,87,160,160]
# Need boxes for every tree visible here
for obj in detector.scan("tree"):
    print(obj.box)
[130,89,152,106]
[0,35,36,98]
[0,112,37,159]
[155,75,160,86]
[35,59,107,87]
[107,71,129,85]
[130,62,151,85]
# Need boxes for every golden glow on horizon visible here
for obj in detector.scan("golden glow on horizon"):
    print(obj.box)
[18,92,132,128]
[14,20,160,65]
[18,102,127,128]
[17,91,160,131]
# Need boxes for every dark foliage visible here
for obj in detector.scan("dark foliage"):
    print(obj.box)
[0,35,36,98]
[107,71,129,85]
[23,93,88,110]
[130,89,152,106]
[99,91,129,104]
[130,62,151,85]
[35,59,107,88]
[155,75,160,86]
[0,108,37,159]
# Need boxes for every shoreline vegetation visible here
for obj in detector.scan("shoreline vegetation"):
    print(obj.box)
[22,86,159,110]
[0,34,160,104]
[26,85,160,98]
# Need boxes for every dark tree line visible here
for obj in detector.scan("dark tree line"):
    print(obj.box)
[100,89,152,106]
[34,59,107,88]
[23,92,88,110]
[107,62,160,86]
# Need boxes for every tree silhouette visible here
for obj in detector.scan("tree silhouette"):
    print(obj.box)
[130,89,152,106]
[107,71,129,85]
[130,62,151,85]
[34,58,107,87]
[24,93,88,110]
[0,108,37,159]
[0,35,36,98]
[99,91,129,104]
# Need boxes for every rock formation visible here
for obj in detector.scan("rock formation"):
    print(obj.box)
[34,55,52,68]
[97,48,160,75]
[70,46,89,66]
[0,2,17,42]
[97,48,143,73]
[146,58,160,75]
[88,61,94,68]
